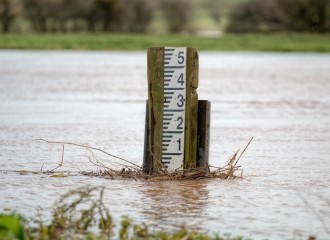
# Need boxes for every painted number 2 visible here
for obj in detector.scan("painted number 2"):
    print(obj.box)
[177,117,183,129]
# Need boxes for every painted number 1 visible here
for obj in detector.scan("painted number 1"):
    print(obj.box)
[177,138,181,151]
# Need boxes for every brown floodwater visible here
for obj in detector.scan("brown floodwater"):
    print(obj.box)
[0,50,330,239]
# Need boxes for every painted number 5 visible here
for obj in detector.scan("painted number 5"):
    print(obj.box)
[178,51,184,64]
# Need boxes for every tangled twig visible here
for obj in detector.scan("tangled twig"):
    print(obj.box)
[36,138,142,170]
[33,137,253,181]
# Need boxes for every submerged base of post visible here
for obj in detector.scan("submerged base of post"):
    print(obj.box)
[143,100,211,174]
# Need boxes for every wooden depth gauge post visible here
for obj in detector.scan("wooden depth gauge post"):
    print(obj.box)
[143,47,210,174]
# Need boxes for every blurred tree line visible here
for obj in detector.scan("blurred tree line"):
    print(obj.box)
[0,0,156,32]
[0,0,329,33]
[0,0,192,33]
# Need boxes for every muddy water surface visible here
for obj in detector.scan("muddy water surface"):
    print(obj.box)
[0,51,330,239]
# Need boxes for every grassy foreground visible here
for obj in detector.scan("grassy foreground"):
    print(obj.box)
[0,187,245,240]
[0,33,330,52]
[0,187,318,240]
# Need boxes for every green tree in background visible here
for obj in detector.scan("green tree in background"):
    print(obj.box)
[227,0,286,33]
[227,0,330,33]
[0,0,21,32]
[93,0,118,31]
[278,0,330,33]
[115,0,155,33]
[160,0,193,33]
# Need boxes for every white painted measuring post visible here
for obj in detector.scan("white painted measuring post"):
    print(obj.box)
[143,47,210,174]
[162,47,187,171]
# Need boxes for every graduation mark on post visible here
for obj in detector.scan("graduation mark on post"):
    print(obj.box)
[162,47,186,172]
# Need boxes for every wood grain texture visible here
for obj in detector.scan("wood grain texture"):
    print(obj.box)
[147,47,164,173]
[184,47,199,169]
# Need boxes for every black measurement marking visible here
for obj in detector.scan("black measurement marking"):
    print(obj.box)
[164,87,184,91]
[163,130,183,134]
[163,152,183,156]
[164,109,183,112]
[162,135,172,138]
[165,66,185,69]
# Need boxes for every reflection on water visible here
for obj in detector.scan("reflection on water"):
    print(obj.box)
[141,180,209,230]
[0,51,330,239]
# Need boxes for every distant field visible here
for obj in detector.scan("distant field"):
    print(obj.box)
[0,33,329,52]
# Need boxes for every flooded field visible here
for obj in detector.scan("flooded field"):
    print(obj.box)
[0,50,330,239]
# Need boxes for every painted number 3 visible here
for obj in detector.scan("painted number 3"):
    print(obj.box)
[177,94,184,107]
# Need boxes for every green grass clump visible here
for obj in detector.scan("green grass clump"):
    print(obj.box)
[0,213,25,240]
[0,33,330,52]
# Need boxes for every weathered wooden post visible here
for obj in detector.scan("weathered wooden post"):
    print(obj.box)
[143,47,210,174]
